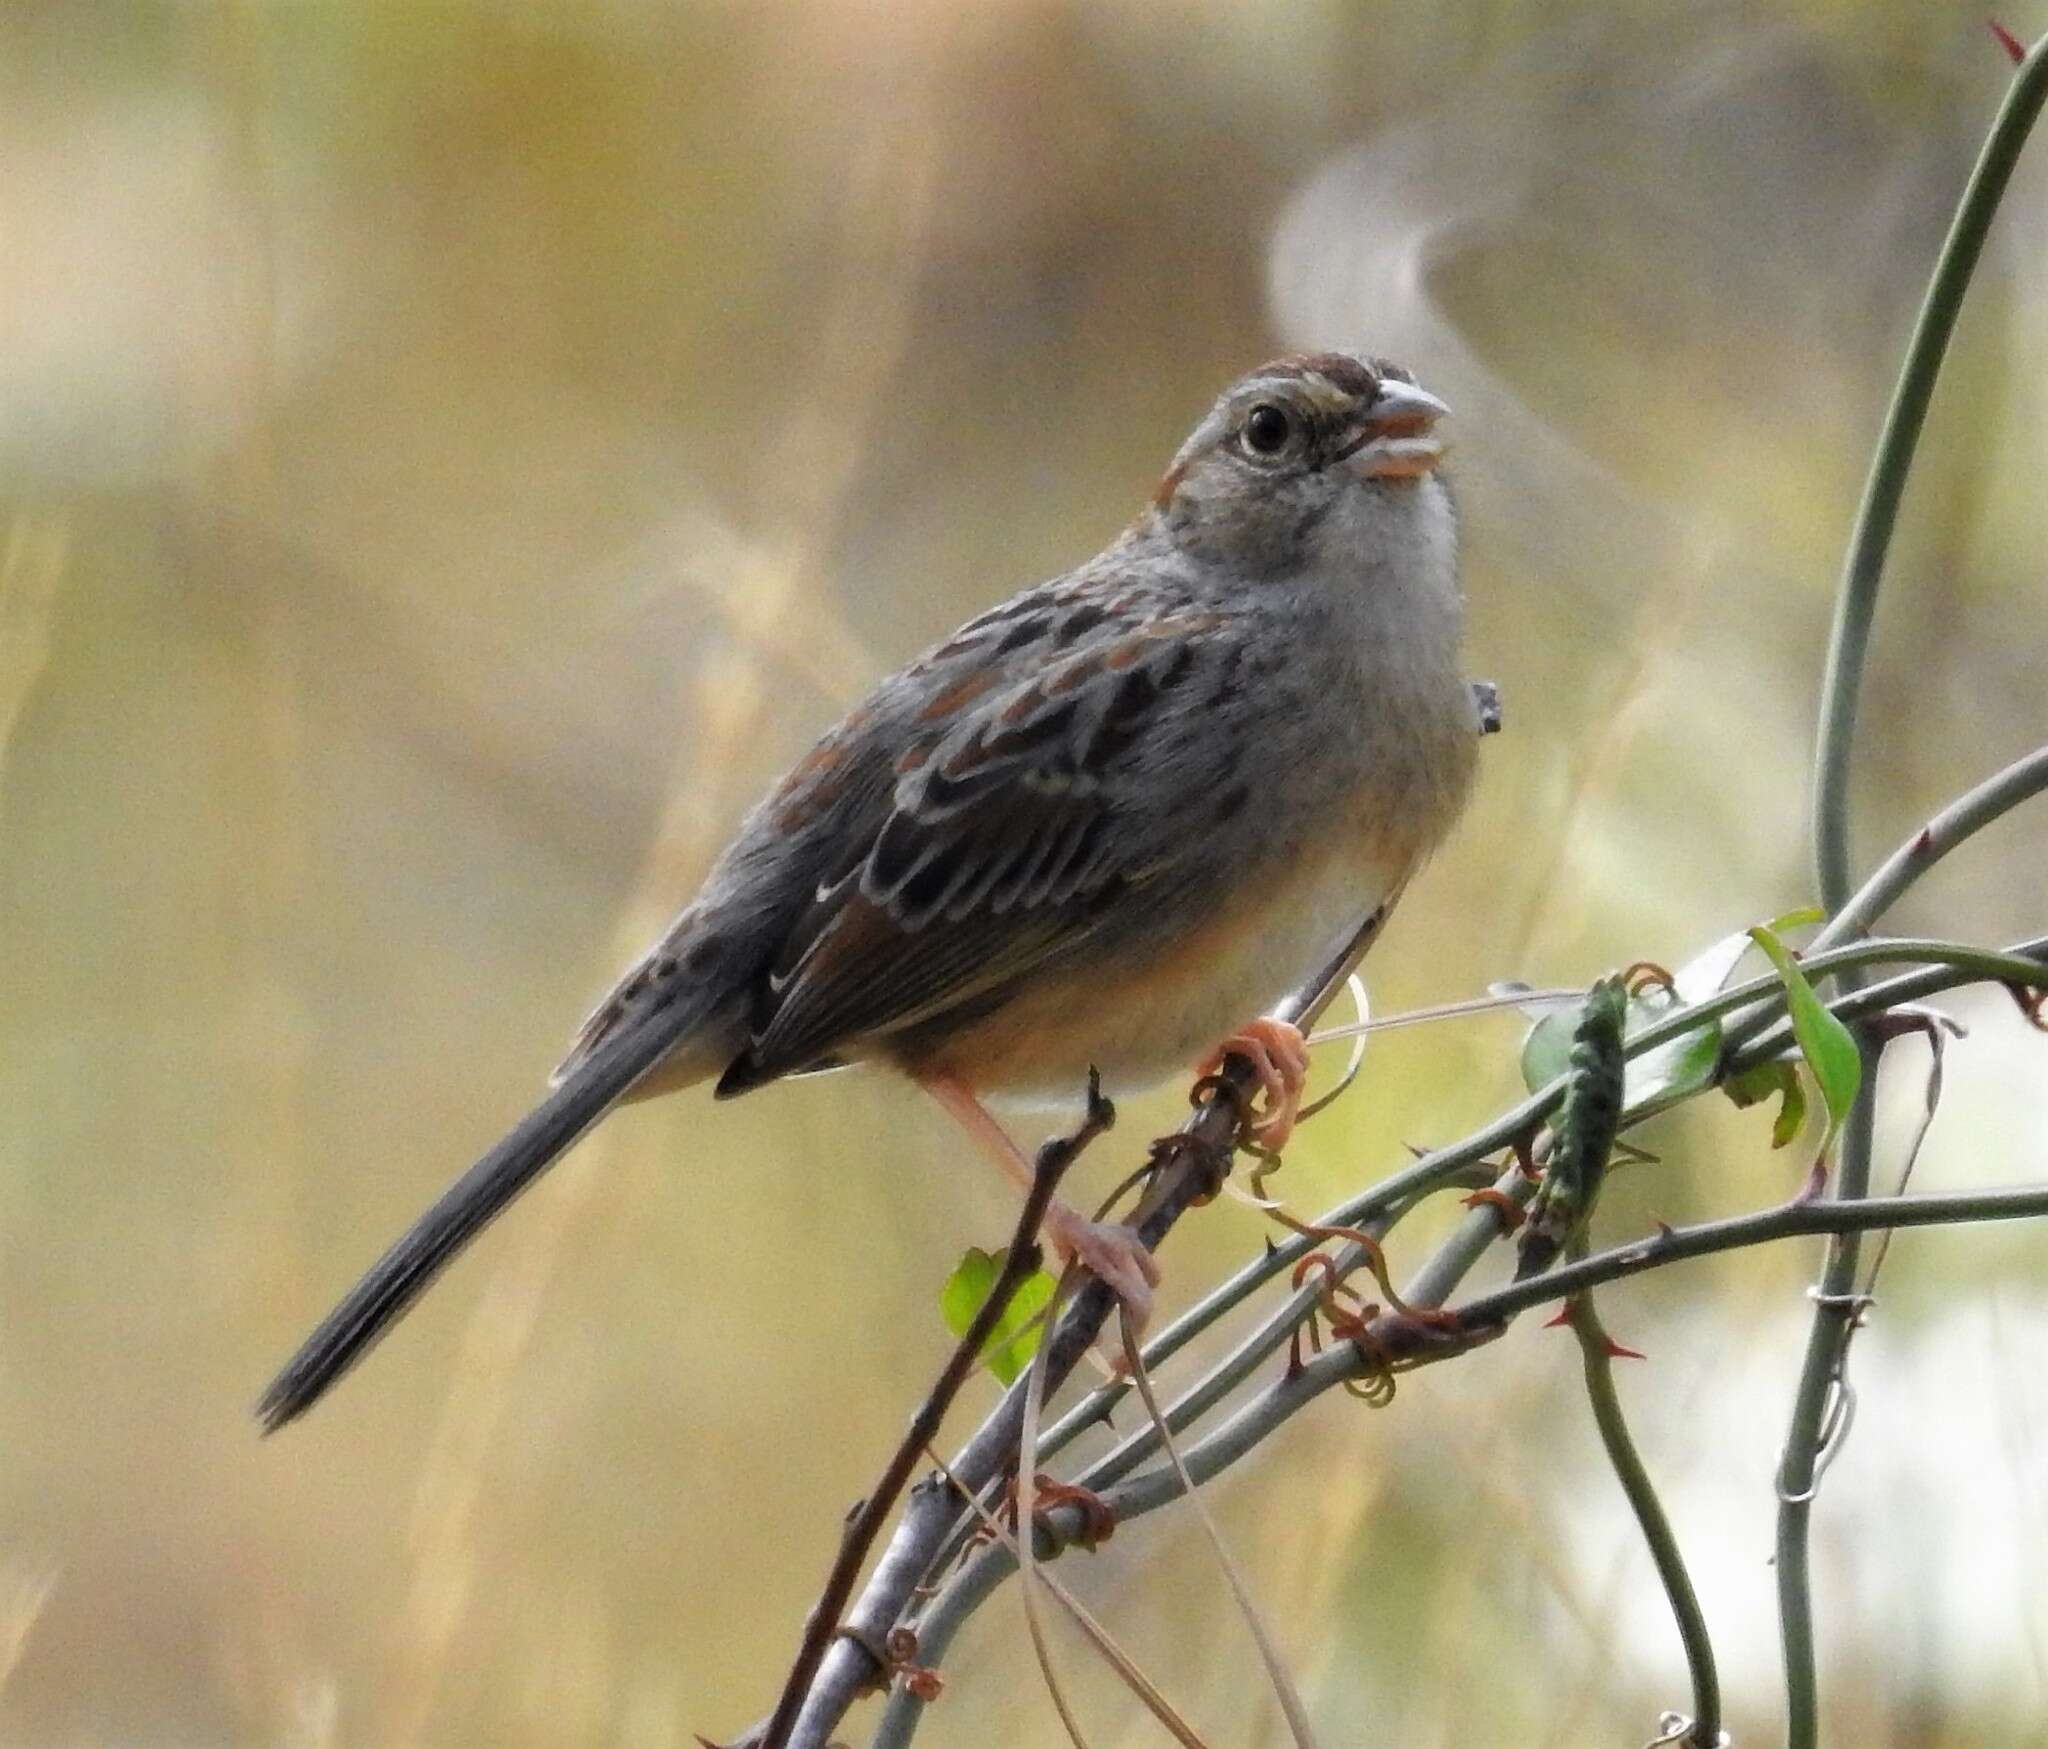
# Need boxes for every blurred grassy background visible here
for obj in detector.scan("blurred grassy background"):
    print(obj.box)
[2,1,2046,1743]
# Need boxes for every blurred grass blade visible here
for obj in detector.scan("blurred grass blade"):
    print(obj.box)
[927,1446,1213,1749]
[1017,1283,1091,1749]
[0,514,69,778]
[1117,1310,1321,1749]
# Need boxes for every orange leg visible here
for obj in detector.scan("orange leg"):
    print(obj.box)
[1196,1017,1311,1151]
[920,1074,1160,1326]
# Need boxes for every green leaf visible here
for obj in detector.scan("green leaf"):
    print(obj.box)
[1771,1070,1810,1149]
[1748,926,1861,1145]
[1521,979,1722,1111]
[1519,998,1583,1093]
[1724,1058,1808,1147]
[1626,1017,1721,1109]
[939,1246,997,1335]
[1669,908,1821,1005]
[939,1247,1057,1384]
[1763,904,1826,936]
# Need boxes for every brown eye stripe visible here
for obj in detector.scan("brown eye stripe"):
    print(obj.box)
[1151,456,1190,509]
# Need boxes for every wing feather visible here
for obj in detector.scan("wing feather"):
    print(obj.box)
[721,612,1229,1087]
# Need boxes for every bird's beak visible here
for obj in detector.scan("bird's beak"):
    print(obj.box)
[1342,381,1451,481]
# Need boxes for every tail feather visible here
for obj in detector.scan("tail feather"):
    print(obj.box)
[257,1014,693,1433]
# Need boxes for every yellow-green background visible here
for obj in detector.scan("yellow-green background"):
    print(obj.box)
[2,2,2045,1743]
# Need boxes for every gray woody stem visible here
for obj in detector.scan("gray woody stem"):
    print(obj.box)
[1811,743,2048,952]
[880,1171,2048,1744]
[759,1079,1111,1749]
[776,911,1393,1747]
[877,938,2047,1738]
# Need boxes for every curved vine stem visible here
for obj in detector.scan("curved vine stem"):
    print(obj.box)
[1559,1245,1721,1749]
[1810,35,2048,911]
[1790,31,2048,1749]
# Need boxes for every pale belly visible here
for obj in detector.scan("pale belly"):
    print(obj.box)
[898,832,1409,1109]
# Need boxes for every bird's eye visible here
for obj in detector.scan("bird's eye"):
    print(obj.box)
[1241,402,1295,458]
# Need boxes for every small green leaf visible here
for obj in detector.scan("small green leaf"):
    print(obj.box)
[1626,1019,1721,1109]
[1724,1058,1808,1147]
[1748,926,1861,1144]
[1670,909,1821,1005]
[939,1247,1057,1384]
[984,1270,1055,1383]
[1771,1070,1810,1148]
[939,1246,997,1336]
[1521,979,1721,1110]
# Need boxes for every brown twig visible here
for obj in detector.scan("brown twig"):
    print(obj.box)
[757,1075,1116,1749]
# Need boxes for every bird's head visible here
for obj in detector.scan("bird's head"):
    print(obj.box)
[1148,352,1451,578]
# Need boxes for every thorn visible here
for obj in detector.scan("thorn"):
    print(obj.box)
[1912,824,1936,853]
[1263,1234,1278,1258]
[1990,18,2027,64]
[1544,1307,1574,1328]
[1602,1337,1648,1361]
[1653,1219,1676,1243]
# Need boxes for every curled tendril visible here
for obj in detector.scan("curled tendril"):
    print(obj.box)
[1330,1310,1402,1406]
[1462,1187,1527,1232]
[1296,971,1373,1124]
[1290,1249,1367,1321]
[1623,960,1678,998]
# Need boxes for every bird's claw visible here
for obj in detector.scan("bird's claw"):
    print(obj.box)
[1044,1204,1158,1335]
[1197,1017,1311,1151]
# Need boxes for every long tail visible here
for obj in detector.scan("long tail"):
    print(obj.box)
[257,1014,693,1433]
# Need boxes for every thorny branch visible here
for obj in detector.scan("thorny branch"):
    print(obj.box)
[753,907,1402,1748]
[756,1076,1116,1749]
[861,935,2048,1745]
[743,32,2048,1738]
[735,916,2048,1746]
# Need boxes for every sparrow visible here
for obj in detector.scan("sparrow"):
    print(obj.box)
[258,351,1481,1432]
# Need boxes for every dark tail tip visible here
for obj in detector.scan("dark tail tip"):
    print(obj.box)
[255,1016,684,1433]
[257,1359,325,1436]
[255,1215,458,1434]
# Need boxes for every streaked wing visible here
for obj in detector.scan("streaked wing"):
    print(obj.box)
[719,608,1234,1089]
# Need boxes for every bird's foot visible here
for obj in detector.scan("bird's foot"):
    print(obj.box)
[1043,1200,1159,1333]
[1197,1016,1311,1151]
